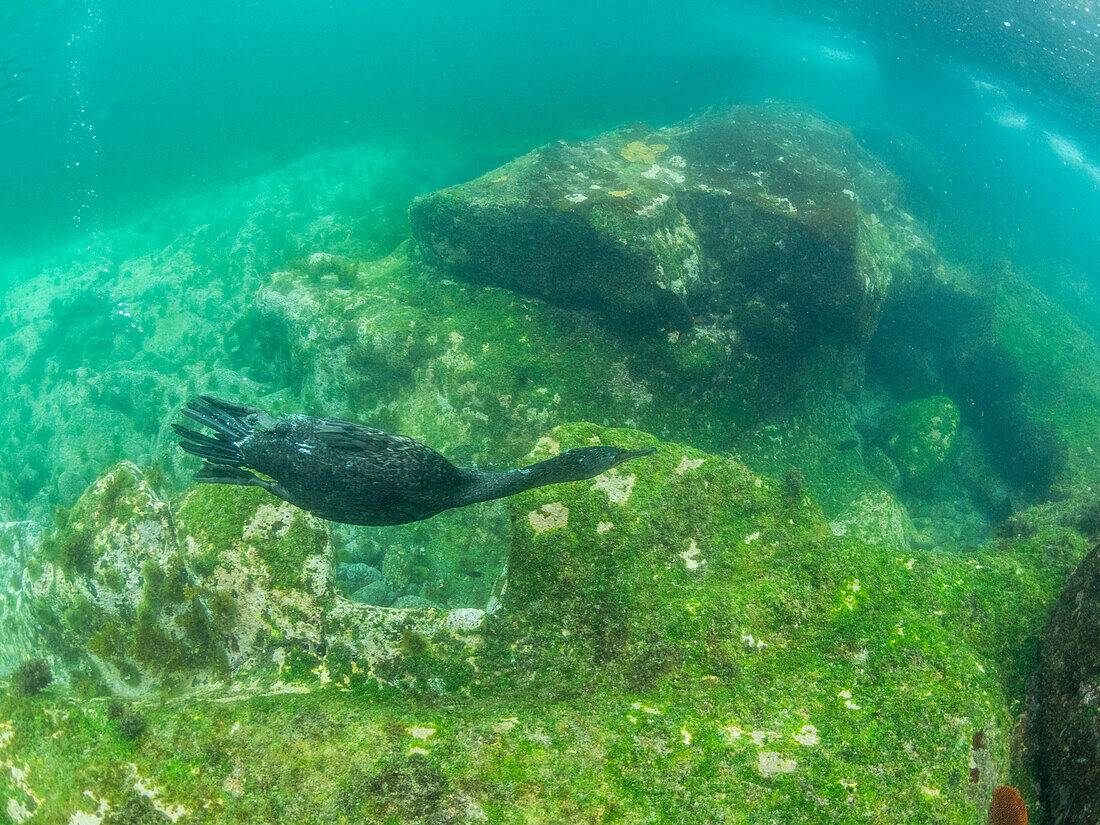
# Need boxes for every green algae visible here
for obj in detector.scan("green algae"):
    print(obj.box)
[0,422,1083,821]
[991,276,1100,491]
[880,395,961,492]
[174,483,328,592]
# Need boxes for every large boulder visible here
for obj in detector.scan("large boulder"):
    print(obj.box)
[879,395,961,492]
[1038,541,1100,823]
[0,424,1075,821]
[23,463,483,695]
[410,104,932,368]
[0,520,41,676]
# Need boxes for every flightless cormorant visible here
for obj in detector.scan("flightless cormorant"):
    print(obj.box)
[174,396,654,526]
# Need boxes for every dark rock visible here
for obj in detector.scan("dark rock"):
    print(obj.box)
[1038,541,1100,823]
[352,579,395,607]
[337,562,382,589]
[10,657,51,696]
[410,103,924,366]
[878,395,960,492]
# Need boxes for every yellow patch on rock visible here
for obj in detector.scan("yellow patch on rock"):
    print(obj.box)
[621,140,669,164]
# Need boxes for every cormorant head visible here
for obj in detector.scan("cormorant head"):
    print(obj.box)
[547,446,656,482]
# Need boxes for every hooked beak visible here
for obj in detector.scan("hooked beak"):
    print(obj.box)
[611,447,656,467]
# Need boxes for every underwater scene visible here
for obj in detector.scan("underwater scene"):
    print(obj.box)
[1,0,1099,822]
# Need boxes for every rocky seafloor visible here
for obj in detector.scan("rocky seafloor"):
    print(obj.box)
[1,103,1099,823]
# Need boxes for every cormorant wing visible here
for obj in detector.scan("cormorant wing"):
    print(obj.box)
[312,417,433,456]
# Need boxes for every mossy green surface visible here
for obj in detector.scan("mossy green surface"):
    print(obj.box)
[880,396,960,492]
[175,484,328,591]
[991,277,1100,489]
[1,425,1075,822]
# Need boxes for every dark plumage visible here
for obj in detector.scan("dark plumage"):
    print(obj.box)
[174,396,655,526]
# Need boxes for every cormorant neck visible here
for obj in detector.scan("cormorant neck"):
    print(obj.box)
[454,456,570,507]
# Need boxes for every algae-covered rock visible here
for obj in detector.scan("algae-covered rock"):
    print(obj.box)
[880,395,960,491]
[1038,541,1100,823]
[174,484,334,676]
[484,424,1012,819]
[989,276,1099,493]
[0,520,41,676]
[25,462,223,692]
[410,104,932,369]
[0,424,1072,823]
[829,489,917,548]
[20,461,488,698]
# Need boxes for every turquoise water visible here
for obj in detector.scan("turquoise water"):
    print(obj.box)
[2,2,1100,821]
[4,0,1098,270]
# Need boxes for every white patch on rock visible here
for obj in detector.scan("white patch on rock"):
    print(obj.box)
[3,759,39,821]
[301,553,333,598]
[681,539,706,571]
[744,531,761,544]
[757,752,797,776]
[69,809,106,825]
[131,764,189,822]
[793,724,819,746]
[7,799,32,823]
[674,456,705,474]
[565,193,588,203]
[681,729,692,745]
[592,470,635,504]
[243,503,296,540]
[444,608,484,631]
[667,154,686,168]
[635,193,670,216]
[528,503,568,533]
[409,746,429,756]
[642,164,686,184]
[408,726,436,740]
[596,521,614,534]
[741,632,767,649]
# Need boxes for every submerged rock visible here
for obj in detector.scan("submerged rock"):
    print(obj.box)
[337,561,382,589]
[0,520,42,676]
[411,104,929,368]
[0,424,1070,822]
[351,579,396,606]
[879,395,961,492]
[829,489,917,548]
[1038,541,1100,824]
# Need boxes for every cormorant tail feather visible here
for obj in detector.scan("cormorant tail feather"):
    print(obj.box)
[172,422,245,466]
[183,396,253,439]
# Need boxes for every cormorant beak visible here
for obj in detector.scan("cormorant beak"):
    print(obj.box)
[611,447,656,467]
